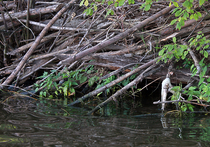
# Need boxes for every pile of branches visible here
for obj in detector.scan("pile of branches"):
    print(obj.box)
[0,0,210,113]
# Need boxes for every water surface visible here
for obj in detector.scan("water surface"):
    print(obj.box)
[0,104,210,146]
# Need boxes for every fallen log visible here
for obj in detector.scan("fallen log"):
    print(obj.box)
[0,4,63,22]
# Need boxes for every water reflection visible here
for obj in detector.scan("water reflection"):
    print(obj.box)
[0,105,210,147]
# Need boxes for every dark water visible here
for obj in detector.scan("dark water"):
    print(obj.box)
[0,97,210,146]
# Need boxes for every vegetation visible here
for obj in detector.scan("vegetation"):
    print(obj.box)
[0,0,210,115]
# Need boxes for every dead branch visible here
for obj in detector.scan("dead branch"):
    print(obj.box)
[57,3,177,66]
[6,32,59,55]
[69,57,161,106]
[87,64,162,115]
[153,100,210,107]
[1,0,77,87]
[0,4,63,22]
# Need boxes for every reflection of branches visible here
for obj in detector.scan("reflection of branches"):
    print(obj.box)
[153,99,210,107]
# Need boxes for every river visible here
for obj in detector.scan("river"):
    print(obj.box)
[0,94,210,146]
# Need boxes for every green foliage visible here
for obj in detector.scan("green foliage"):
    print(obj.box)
[96,75,116,96]
[158,37,189,63]
[140,0,206,30]
[140,0,156,11]
[79,0,207,30]
[169,0,204,30]
[159,33,210,112]
[78,0,210,112]
[34,66,97,99]
[95,72,138,97]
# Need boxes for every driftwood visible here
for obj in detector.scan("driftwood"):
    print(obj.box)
[87,64,161,115]
[0,0,210,114]
[57,4,176,66]
[0,4,62,22]
[1,0,76,86]
[70,57,161,106]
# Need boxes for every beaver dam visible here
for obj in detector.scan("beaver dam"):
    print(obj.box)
[0,0,210,114]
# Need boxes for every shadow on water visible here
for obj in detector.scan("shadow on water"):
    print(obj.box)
[0,94,210,146]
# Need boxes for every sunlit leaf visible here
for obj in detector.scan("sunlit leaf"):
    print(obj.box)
[144,4,151,11]
[84,0,89,6]
[118,0,125,6]
[199,0,206,6]
[80,0,85,6]
[173,2,179,7]
[204,51,208,58]
[173,37,176,43]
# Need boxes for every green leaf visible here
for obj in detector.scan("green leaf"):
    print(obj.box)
[145,4,151,11]
[188,104,194,112]
[173,2,179,7]
[80,0,85,6]
[199,77,205,86]
[108,0,113,5]
[182,51,188,59]
[199,58,205,66]
[43,92,47,97]
[71,81,78,86]
[35,88,39,92]
[199,0,206,6]
[140,3,145,9]
[181,105,187,111]
[88,76,98,86]
[63,86,68,96]
[175,10,181,17]
[190,64,195,71]
[118,0,125,6]
[194,13,198,21]
[80,76,87,83]
[176,47,184,56]
[110,10,114,15]
[173,37,176,43]
[94,5,97,11]
[84,0,89,6]
[183,11,189,20]
[197,12,202,18]
[172,8,179,14]
[180,19,185,27]
[70,87,75,93]
[171,86,181,91]
[176,22,182,30]
[170,19,177,25]
[190,14,194,20]
[128,0,135,4]
[159,48,165,56]
[189,86,197,91]
[87,70,92,74]
[55,91,58,95]
[84,8,93,16]
[204,51,208,58]
[189,9,194,13]
[204,44,209,49]
[183,1,193,9]
[168,44,174,51]
[106,9,114,17]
